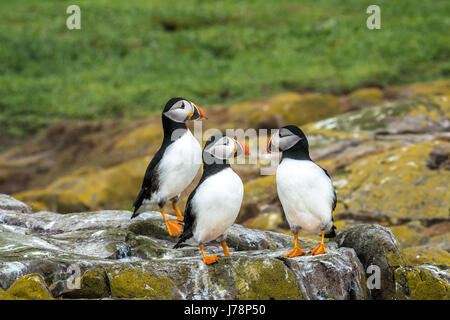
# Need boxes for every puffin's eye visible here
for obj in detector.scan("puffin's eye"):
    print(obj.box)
[180,103,185,109]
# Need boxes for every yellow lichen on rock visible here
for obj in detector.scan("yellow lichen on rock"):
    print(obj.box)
[230,92,341,128]
[14,189,89,213]
[403,247,450,268]
[337,140,450,220]
[244,212,282,231]
[395,266,450,300]
[234,258,303,300]
[349,88,384,107]
[6,274,54,300]
[113,123,162,151]
[14,156,151,213]
[108,268,174,299]
[243,175,276,203]
[390,225,429,248]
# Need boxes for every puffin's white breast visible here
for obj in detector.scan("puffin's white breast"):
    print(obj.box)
[276,158,334,233]
[157,130,202,200]
[191,167,244,244]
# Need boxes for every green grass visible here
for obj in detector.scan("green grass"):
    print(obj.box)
[0,0,449,137]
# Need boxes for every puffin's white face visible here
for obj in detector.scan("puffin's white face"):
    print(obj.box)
[266,127,302,153]
[163,100,196,123]
[204,136,249,163]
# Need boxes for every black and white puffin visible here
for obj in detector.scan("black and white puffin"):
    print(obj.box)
[131,97,207,237]
[174,134,249,264]
[266,125,336,257]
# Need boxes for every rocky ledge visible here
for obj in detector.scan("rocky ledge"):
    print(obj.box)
[0,194,448,300]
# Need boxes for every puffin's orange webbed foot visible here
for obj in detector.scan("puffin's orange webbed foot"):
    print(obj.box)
[203,255,220,265]
[309,230,327,255]
[309,243,326,255]
[200,244,220,265]
[282,247,306,258]
[281,233,306,258]
[165,220,183,237]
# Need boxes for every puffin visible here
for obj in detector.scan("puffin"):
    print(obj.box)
[265,125,336,257]
[174,134,249,264]
[131,97,207,237]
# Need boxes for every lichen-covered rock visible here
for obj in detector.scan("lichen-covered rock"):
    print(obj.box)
[13,189,89,213]
[51,269,110,299]
[13,156,151,213]
[105,248,364,300]
[336,224,406,300]
[6,274,53,300]
[283,247,368,300]
[336,141,450,221]
[394,265,450,300]
[230,92,341,129]
[0,287,16,300]
[390,225,429,248]
[0,194,31,213]
[403,247,450,268]
[0,195,370,300]
[113,123,162,151]
[244,212,283,231]
[348,88,384,108]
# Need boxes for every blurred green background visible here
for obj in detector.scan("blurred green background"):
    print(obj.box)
[0,0,449,137]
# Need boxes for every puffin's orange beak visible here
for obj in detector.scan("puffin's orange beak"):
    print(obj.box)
[234,139,250,157]
[264,136,272,154]
[191,103,207,120]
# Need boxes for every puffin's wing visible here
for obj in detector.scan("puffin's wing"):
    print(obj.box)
[319,166,337,212]
[173,186,199,248]
[320,165,337,238]
[131,148,164,217]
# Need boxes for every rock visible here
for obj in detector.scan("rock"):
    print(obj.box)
[390,225,429,248]
[105,246,366,300]
[243,212,283,231]
[0,195,371,300]
[394,265,450,300]
[336,224,406,300]
[0,194,31,213]
[50,269,109,299]
[229,92,342,129]
[13,189,90,213]
[336,140,450,222]
[0,287,16,300]
[348,88,384,109]
[403,247,450,268]
[113,123,162,151]
[426,145,450,170]
[13,156,151,213]
[285,247,368,300]
[6,274,53,300]
[235,201,260,224]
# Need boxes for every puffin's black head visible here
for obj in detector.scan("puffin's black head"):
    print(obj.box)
[265,125,309,158]
[203,134,249,165]
[162,97,207,123]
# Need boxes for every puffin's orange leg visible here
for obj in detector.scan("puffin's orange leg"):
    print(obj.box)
[200,244,219,265]
[309,230,326,255]
[221,241,230,257]
[161,208,182,236]
[172,202,184,222]
[282,234,306,258]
